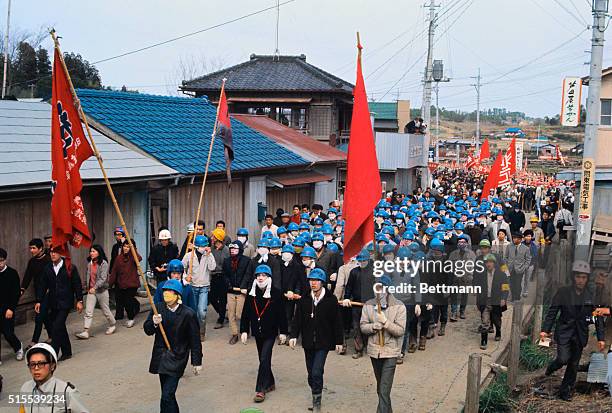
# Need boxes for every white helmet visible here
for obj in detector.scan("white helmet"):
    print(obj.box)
[25,343,58,365]
[158,229,172,240]
[572,260,591,274]
[186,223,195,233]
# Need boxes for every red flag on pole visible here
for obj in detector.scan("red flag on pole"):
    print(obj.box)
[217,82,234,184]
[506,138,517,175]
[465,153,478,169]
[51,48,94,257]
[343,34,382,264]
[481,150,503,200]
[479,138,490,161]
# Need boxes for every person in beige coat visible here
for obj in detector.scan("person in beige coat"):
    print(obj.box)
[333,257,358,354]
[360,275,406,413]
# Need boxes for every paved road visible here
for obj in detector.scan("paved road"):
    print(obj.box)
[0,289,533,413]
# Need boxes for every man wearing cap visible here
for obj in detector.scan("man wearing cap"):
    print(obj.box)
[506,232,531,300]
[182,235,215,341]
[240,264,288,403]
[289,268,343,412]
[144,279,202,412]
[149,229,179,283]
[541,260,605,401]
[20,343,89,412]
[109,226,125,272]
[361,275,406,413]
[36,247,84,361]
[223,240,251,345]
[210,228,230,329]
[473,254,508,349]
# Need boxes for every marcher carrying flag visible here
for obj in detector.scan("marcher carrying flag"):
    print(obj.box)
[51,48,94,259]
[343,33,382,264]
[217,80,234,184]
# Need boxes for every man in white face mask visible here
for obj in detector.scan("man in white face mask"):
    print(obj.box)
[242,238,282,296]
[310,234,338,288]
[280,244,301,331]
[324,208,338,227]
[237,228,256,258]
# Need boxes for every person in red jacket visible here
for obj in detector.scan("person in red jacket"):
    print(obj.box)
[109,240,142,329]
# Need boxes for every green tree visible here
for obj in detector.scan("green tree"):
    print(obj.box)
[12,41,37,94]
[62,52,101,89]
[35,47,51,97]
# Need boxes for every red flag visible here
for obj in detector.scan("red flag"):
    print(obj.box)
[51,48,94,257]
[217,83,234,184]
[479,138,490,161]
[481,150,503,200]
[506,138,517,175]
[465,153,478,169]
[343,36,382,264]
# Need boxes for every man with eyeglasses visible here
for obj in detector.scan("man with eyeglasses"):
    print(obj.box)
[19,342,88,412]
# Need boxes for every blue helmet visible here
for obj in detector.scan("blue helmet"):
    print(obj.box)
[237,228,249,236]
[326,242,339,253]
[408,242,422,252]
[166,259,184,275]
[454,222,465,231]
[300,213,310,220]
[458,234,470,242]
[396,246,412,259]
[356,249,370,261]
[282,244,295,254]
[277,227,287,236]
[162,279,183,296]
[194,235,208,247]
[382,226,395,236]
[298,223,310,231]
[430,238,445,251]
[321,225,334,235]
[258,238,270,248]
[269,238,282,249]
[308,268,327,282]
[300,232,312,244]
[425,227,436,236]
[314,218,324,226]
[402,231,415,241]
[288,222,299,232]
[413,251,426,261]
[301,246,317,259]
[328,207,338,214]
[382,244,395,255]
[378,275,393,287]
[292,238,305,248]
[311,232,324,242]
[262,231,274,239]
[375,234,389,244]
[255,264,272,276]
[435,231,445,240]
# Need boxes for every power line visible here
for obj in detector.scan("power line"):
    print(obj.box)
[552,0,588,27]
[91,0,296,65]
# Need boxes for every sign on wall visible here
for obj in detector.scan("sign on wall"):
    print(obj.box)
[560,77,582,127]
[578,158,595,223]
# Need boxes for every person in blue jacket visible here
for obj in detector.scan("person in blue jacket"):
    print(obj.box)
[154,260,197,314]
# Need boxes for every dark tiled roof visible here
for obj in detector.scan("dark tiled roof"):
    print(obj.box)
[77,89,308,175]
[181,54,354,94]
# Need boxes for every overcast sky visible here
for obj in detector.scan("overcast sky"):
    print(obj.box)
[11,0,611,117]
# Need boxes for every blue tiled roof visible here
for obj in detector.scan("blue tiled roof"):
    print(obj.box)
[77,89,309,174]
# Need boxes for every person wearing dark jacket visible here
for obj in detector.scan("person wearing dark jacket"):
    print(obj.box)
[36,247,83,361]
[0,248,24,360]
[109,240,142,328]
[541,260,605,401]
[242,239,282,292]
[20,238,52,348]
[342,250,375,358]
[280,244,302,329]
[148,230,179,282]
[240,264,288,403]
[289,268,343,412]
[473,254,509,349]
[144,279,202,413]
[109,226,126,272]
[224,240,250,345]
[423,239,452,338]
[507,204,526,234]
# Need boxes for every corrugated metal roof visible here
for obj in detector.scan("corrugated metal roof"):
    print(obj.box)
[0,100,177,189]
[232,114,346,164]
[78,90,309,175]
[369,102,397,120]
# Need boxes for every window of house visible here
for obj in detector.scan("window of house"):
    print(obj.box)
[602,99,612,125]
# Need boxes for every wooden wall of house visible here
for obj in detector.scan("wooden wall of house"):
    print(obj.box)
[169,180,244,246]
[266,185,313,215]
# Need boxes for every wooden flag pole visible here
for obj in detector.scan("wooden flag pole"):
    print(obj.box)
[50,30,171,350]
[186,78,226,282]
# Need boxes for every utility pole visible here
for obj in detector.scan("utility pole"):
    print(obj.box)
[575,0,608,257]
[274,0,280,58]
[432,60,450,161]
[471,68,481,150]
[421,0,439,185]
[1,0,11,99]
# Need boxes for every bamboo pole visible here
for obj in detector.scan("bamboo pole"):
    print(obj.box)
[186,78,226,283]
[50,30,171,350]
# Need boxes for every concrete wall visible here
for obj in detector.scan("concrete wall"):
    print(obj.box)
[313,164,339,205]
[375,132,425,170]
[397,99,411,132]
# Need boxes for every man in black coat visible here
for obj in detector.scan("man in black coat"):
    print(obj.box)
[36,248,83,361]
[289,268,343,412]
[473,254,509,349]
[144,279,202,413]
[507,203,526,234]
[223,240,251,345]
[149,230,179,282]
[540,260,605,401]
[0,248,24,360]
[109,226,126,271]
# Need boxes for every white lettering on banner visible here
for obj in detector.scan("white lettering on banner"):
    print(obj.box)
[578,158,595,222]
[561,77,582,127]
[498,150,513,186]
[516,142,523,171]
